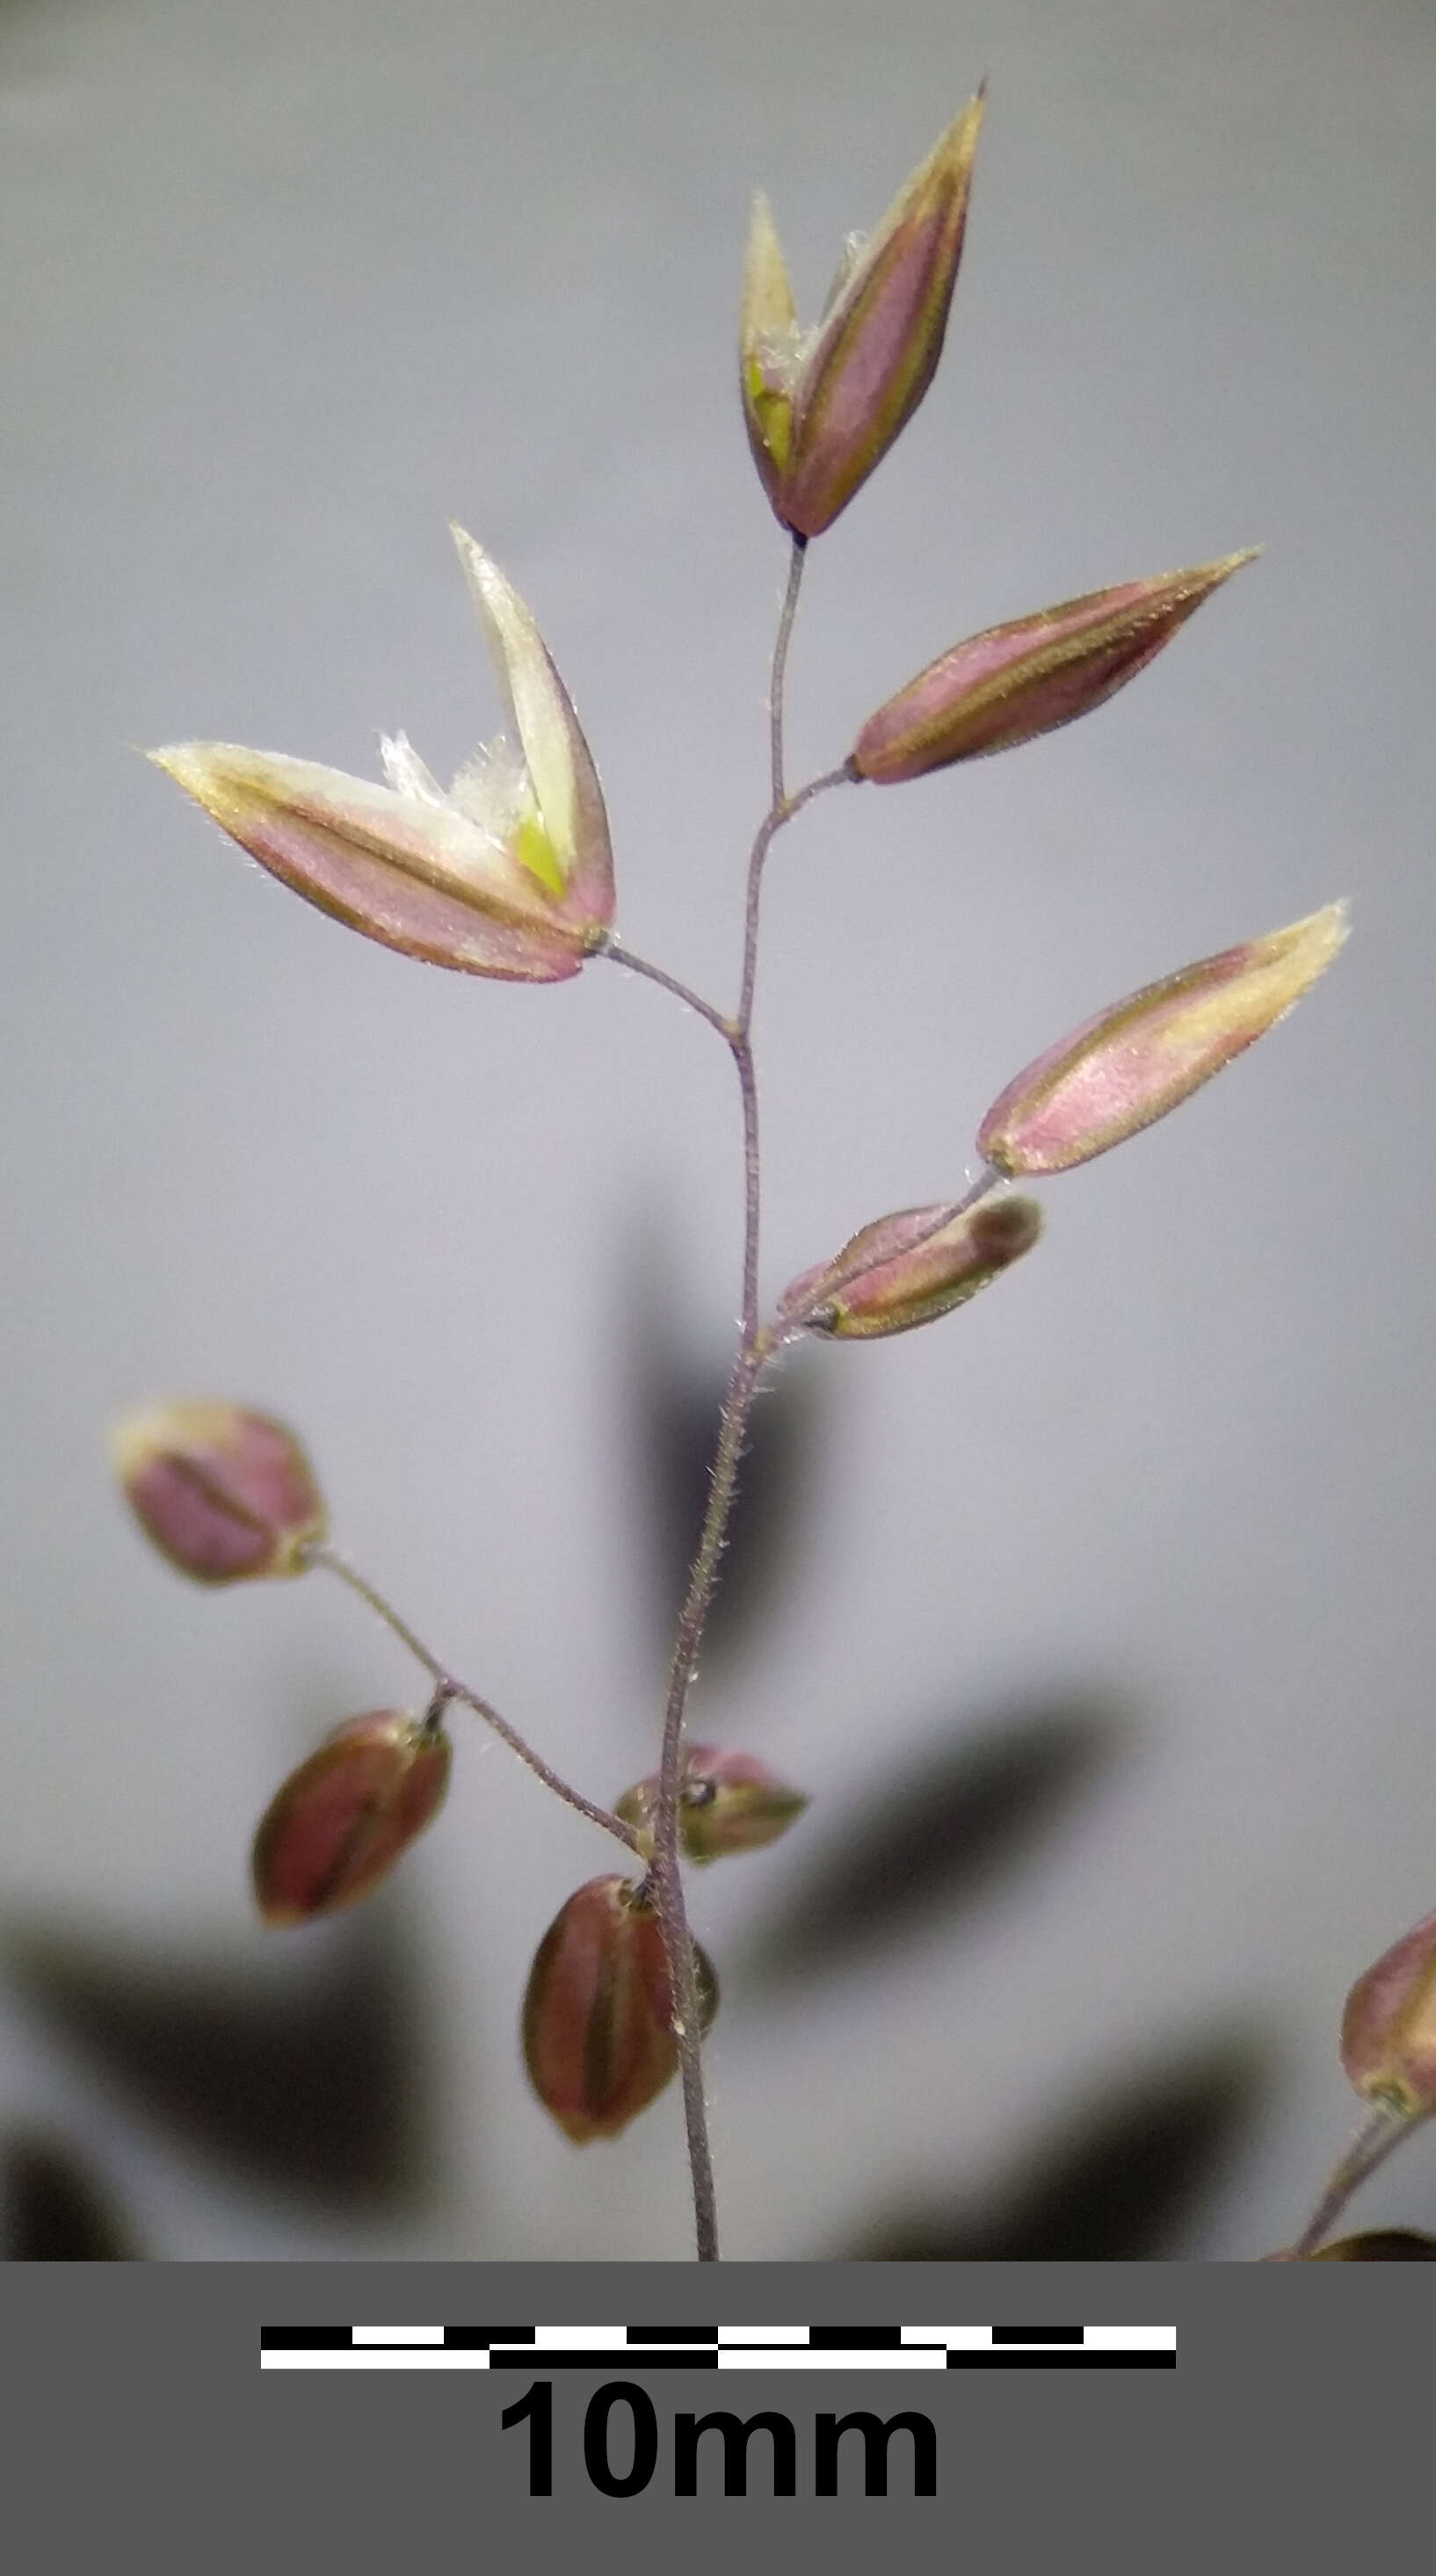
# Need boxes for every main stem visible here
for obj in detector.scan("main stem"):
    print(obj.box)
[646,1334,764,2260]
[648,536,812,2261]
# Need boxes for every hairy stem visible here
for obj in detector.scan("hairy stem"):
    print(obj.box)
[648,1335,766,2261]
[310,1544,641,1854]
[1290,2098,1422,2258]
[647,538,867,2260]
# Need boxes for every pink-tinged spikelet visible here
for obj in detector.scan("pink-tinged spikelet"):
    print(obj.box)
[779,1193,1041,1337]
[251,1711,452,1925]
[1341,1900,1436,2117]
[851,554,1256,780]
[112,1400,324,1583]
[614,1748,808,1863]
[521,1878,719,2142]
[149,530,613,980]
[1309,2232,1436,2260]
[976,904,1348,1176]
[741,93,985,538]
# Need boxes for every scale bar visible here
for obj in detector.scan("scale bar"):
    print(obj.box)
[262,2323,1174,2374]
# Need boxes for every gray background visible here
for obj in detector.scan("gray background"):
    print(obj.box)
[3,0,1434,2261]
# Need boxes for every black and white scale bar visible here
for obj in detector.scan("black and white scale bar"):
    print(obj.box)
[261,2325,1174,2373]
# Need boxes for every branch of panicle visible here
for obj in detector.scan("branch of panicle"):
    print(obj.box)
[311,1545,642,1853]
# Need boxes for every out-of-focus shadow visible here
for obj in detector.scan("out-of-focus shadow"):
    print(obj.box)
[627,1262,824,1682]
[3,2129,141,2261]
[0,1910,434,2211]
[739,1695,1127,1986]
[842,2037,1269,2259]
